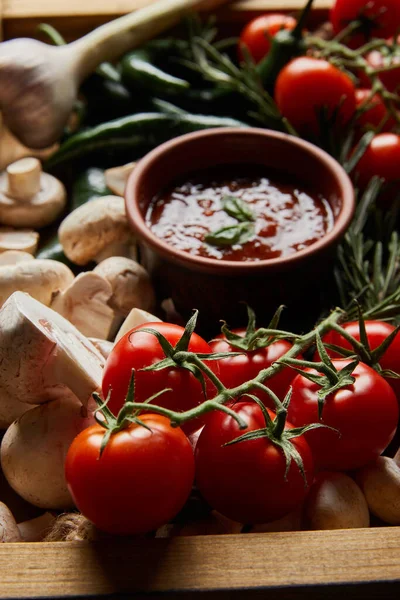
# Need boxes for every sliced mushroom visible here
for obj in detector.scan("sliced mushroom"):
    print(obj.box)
[0,259,74,308]
[58,195,136,266]
[105,162,137,197]
[0,250,34,266]
[51,272,115,340]
[0,501,21,542]
[115,307,162,343]
[0,292,104,407]
[0,157,66,228]
[0,227,39,254]
[89,338,114,360]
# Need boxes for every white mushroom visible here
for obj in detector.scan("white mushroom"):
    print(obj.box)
[58,195,136,266]
[0,390,33,430]
[94,257,155,316]
[105,161,137,197]
[0,501,21,542]
[89,338,114,360]
[0,250,34,266]
[17,512,56,542]
[0,292,104,408]
[115,307,162,343]
[0,259,74,308]
[0,227,39,254]
[0,157,66,228]
[1,393,97,509]
[51,272,115,340]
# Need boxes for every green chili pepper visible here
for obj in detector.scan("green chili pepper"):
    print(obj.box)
[121,43,190,96]
[71,168,111,210]
[256,0,314,93]
[45,112,247,168]
[36,238,72,266]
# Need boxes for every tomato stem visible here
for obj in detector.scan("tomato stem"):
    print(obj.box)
[123,308,345,428]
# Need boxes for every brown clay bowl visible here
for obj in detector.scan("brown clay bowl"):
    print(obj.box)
[125,128,355,335]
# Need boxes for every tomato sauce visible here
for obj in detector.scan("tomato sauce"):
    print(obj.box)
[146,166,334,261]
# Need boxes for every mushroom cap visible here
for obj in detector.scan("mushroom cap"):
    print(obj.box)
[0,259,74,307]
[59,195,131,265]
[94,256,156,316]
[0,250,35,266]
[0,170,66,229]
[0,227,39,254]
[0,501,21,542]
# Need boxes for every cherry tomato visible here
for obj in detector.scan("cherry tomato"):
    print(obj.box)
[355,88,395,131]
[65,414,195,535]
[275,57,356,135]
[287,359,399,471]
[238,13,297,64]
[331,0,400,46]
[354,133,400,189]
[102,322,218,435]
[320,320,400,399]
[363,40,400,93]
[195,402,314,524]
[209,331,297,405]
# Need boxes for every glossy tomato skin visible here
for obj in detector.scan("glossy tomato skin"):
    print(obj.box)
[287,360,399,471]
[355,89,395,132]
[209,330,296,405]
[331,0,400,46]
[275,57,356,135]
[65,414,195,535]
[354,133,400,189]
[102,322,218,435]
[238,13,297,64]
[321,321,400,399]
[195,402,314,524]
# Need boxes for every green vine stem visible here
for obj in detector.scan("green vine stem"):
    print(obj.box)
[120,308,345,430]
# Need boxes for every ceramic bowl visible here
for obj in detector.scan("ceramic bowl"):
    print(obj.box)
[125,128,355,334]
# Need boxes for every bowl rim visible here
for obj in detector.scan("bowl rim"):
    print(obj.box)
[125,127,355,274]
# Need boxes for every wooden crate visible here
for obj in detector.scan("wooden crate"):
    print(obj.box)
[1,1,400,599]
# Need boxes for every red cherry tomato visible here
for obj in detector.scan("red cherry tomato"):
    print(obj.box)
[209,330,297,405]
[354,133,400,189]
[287,359,399,471]
[102,322,218,435]
[321,320,400,399]
[275,57,356,135]
[195,402,314,524]
[355,88,396,131]
[364,41,400,93]
[331,0,400,46]
[65,415,195,535]
[238,13,297,64]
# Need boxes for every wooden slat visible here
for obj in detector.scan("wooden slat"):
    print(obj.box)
[3,0,333,18]
[1,527,400,598]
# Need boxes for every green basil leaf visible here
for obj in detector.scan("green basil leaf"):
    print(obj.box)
[205,222,255,247]
[222,195,255,222]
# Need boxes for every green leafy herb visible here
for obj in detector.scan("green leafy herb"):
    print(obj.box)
[222,195,255,222]
[205,222,255,247]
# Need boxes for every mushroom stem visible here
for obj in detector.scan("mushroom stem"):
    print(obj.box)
[7,158,41,201]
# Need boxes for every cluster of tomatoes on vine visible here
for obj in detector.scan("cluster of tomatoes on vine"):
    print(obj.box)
[240,0,400,192]
[64,305,400,536]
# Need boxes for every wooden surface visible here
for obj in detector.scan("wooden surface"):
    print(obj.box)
[1,0,333,38]
[2,0,333,18]
[1,527,400,598]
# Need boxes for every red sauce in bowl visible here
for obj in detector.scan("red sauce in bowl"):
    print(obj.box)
[145,166,334,262]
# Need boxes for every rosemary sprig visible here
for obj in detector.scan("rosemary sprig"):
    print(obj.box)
[180,33,293,133]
